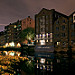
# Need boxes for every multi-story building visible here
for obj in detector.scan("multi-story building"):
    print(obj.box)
[21,16,35,30]
[4,16,35,45]
[5,20,21,44]
[54,12,68,52]
[69,12,75,52]
[0,31,5,46]
[35,8,69,52]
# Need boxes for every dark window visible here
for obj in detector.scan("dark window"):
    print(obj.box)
[55,34,59,37]
[62,33,65,37]
[74,16,75,20]
[71,24,74,30]
[71,32,75,36]
[63,20,65,23]
[56,21,59,24]
[56,27,59,31]
[62,25,65,30]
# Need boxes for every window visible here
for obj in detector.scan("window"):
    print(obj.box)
[71,32,75,36]
[62,25,65,30]
[36,35,38,39]
[63,20,65,23]
[40,40,45,45]
[42,34,45,38]
[46,40,48,42]
[56,20,59,24]
[46,33,48,38]
[14,25,16,28]
[62,33,65,37]
[50,39,52,42]
[56,34,59,37]
[71,24,74,30]
[57,42,60,45]
[56,27,59,31]
[50,33,52,38]
[46,15,48,24]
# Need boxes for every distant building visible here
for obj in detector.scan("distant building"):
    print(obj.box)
[0,31,5,46]
[5,20,21,44]
[4,16,35,45]
[35,8,75,52]
[21,16,35,30]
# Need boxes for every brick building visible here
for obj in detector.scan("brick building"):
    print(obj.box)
[69,12,75,52]
[21,16,35,30]
[35,8,75,52]
[5,20,21,44]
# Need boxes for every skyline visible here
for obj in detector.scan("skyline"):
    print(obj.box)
[0,0,75,31]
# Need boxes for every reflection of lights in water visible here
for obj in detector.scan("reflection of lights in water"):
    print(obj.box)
[9,52,15,56]
[40,58,45,64]
[37,64,39,68]
[40,40,45,45]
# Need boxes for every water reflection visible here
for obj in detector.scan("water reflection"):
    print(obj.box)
[35,53,75,75]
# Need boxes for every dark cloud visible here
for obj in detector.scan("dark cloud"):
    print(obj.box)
[0,0,75,31]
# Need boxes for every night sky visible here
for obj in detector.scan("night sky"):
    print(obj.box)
[0,0,75,31]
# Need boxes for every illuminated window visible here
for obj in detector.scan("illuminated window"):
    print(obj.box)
[36,35,38,39]
[46,40,48,42]
[36,40,38,43]
[42,34,45,38]
[73,14,75,23]
[50,39,52,42]
[57,42,60,45]
[40,40,45,45]
[14,25,16,28]
[50,33,52,38]
[46,33,48,38]
[40,34,41,38]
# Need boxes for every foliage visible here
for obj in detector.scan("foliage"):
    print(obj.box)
[19,27,35,42]
[19,60,34,74]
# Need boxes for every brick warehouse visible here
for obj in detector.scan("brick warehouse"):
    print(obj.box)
[35,8,75,53]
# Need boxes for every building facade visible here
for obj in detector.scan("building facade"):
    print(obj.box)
[5,20,21,44]
[69,12,75,52]
[35,8,69,52]
[21,16,35,30]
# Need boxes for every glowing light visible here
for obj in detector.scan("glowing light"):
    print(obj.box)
[9,42,15,47]
[17,43,21,47]
[40,40,45,45]
[40,58,45,64]
[5,43,9,47]
[9,52,15,56]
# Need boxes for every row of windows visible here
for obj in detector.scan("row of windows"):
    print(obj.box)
[56,25,66,31]
[55,33,66,37]
[36,33,52,39]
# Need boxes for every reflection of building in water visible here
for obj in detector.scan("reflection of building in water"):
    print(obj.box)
[35,52,54,73]
[53,53,75,74]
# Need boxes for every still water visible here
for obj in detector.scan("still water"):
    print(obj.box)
[34,53,75,75]
[0,51,75,75]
